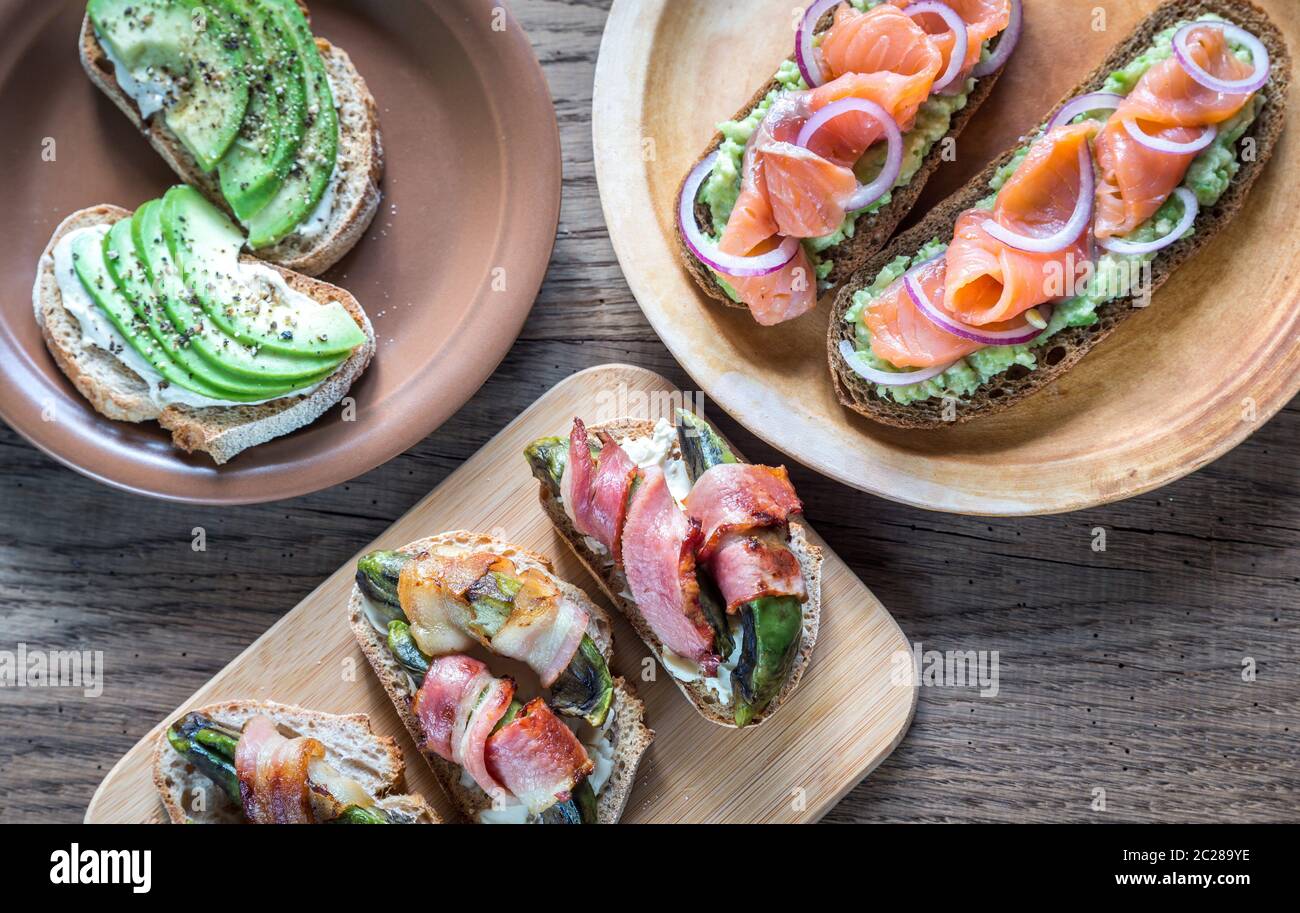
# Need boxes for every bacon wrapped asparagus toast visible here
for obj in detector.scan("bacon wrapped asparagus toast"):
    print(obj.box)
[349,531,652,824]
[525,411,822,728]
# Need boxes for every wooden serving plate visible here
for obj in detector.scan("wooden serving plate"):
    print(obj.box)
[593,0,1300,515]
[85,365,916,824]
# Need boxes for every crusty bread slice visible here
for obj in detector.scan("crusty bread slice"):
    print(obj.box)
[829,0,1290,428]
[346,530,655,824]
[33,205,376,464]
[677,8,1009,311]
[78,3,383,277]
[152,699,440,824]
[533,418,824,729]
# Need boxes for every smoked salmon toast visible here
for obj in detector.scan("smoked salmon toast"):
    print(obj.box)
[678,1,1023,326]
[830,0,1288,427]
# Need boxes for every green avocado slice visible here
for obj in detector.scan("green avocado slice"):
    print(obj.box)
[88,0,250,172]
[71,230,238,401]
[217,0,308,221]
[244,0,339,247]
[161,186,365,356]
[105,210,274,400]
[134,193,341,386]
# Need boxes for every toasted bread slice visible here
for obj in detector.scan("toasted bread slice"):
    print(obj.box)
[152,700,439,824]
[33,205,376,464]
[531,418,823,729]
[347,530,655,824]
[78,4,383,276]
[677,8,1010,311]
[829,0,1289,428]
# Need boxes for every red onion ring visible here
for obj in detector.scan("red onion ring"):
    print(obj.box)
[1047,91,1123,131]
[796,97,903,210]
[905,269,1051,345]
[678,152,800,277]
[838,340,956,386]
[1173,22,1269,96]
[1122,117,1217,155]
[900,1,968,93]
[1096,186,1199,255]
[981,143,1094,254]
[971,0,1022,77]
[795,0,841,89]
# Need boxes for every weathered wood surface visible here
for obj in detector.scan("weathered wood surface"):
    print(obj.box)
[0,0,1296,823]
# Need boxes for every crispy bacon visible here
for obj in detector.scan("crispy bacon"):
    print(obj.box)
[685,463,803,560]
[413,655,515,800]
[485,698,594,814]
[562,418,638,560]
[399,550,589,687]
[492,568,590,687]
[709,527,808,612]
[622,465,717,664]
[398,550,496,655]
[234,715,326,824]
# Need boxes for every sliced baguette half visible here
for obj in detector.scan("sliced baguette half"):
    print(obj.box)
[531,418,824,729]
[78,4,383,277]
[677,8,1011,311]
[829,0,1290,429]
[33,205,376,464]
[152,699,440,824]
[347,529,655,824]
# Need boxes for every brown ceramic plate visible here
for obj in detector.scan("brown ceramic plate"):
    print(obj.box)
[0,0,560,504]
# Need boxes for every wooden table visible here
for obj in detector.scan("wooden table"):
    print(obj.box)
[1,0,1296,824]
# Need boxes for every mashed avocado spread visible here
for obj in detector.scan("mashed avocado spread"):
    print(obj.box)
[842,14,1263,405]
[699,0,987,298]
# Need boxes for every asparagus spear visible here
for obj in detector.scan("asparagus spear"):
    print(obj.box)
[675,409,803,728]
[166,712,394,823]
[359,550,614,727]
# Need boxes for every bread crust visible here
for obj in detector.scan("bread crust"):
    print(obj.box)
[78,4,383,276]
[676,8,1007,312]
[828,0,1291,428]
[346,530,655,824]
[533,418,824,729]
[151,699,440,824]
[33,205,376,463]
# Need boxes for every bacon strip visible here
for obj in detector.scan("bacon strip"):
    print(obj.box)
[622,465,717,666]
[562,418,638,560]
[398,551,492,655]
[491,568,590,687]
[709,527,808,612]
[685,463,803,560]
[485,699,594,815]
[234,715,325,824]
[413,655,515,800]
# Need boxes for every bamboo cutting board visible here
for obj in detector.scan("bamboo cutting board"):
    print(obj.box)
[85,365,916,824]
[592,0,1300,515]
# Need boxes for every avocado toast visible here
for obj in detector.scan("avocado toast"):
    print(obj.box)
[79,0,382,276]
[34,186,375,464]
[829,0,1289,427]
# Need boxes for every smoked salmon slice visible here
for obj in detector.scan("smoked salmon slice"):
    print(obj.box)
[944,123,1094,325]
[1094,25,1256,238]
[865,255,1000,368]
[891,0,1012,80]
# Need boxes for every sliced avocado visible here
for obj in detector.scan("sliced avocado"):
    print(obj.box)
[244,0,339,248]
[134,193,341,386]
[88,0,250,172]
[162,186,365,356]
[217,0,307,221]
[105,211,274,400]
[71,229,237,401]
